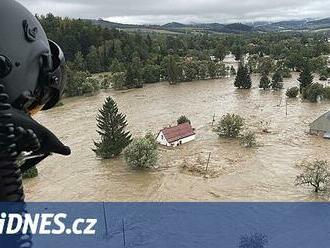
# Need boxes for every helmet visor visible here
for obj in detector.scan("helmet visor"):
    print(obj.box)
[41,40,66,110]
[25,40,66,114]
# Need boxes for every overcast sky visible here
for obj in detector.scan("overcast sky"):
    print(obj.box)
[17,0,330,24]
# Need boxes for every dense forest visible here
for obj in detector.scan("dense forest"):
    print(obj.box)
[38,14,330,97]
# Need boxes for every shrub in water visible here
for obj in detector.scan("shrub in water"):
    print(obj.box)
[124,134,158,169]
[302,83,324,102]
[215,113,245,138]
[286,87,299,98]
[240,131,257,148]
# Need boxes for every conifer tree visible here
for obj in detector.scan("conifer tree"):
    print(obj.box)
[125,65,136,89]
[86,46,102,73]
[208,62,217,79]
[71,51,86,71]
[271,71,284,90]
[272,71,283,84]
[177,115,191,125]
[259,74,271,90]
[234,64,252,89]
[215,43,227,61]
[93,97,132,159]
[167,55,180,84]
[298,66,313,93]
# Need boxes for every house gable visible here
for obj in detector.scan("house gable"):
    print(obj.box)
[310,111,330,132]
[156,131,170,146]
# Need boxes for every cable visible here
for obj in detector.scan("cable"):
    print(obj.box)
[0,83,33,247]
[0,84,24,202]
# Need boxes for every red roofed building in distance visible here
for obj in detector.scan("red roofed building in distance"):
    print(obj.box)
[156,122,196,147]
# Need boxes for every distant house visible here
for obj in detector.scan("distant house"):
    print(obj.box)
[310,111,330,139]
[184,56,194,62]
[324,78,330,87]
[210,55,216,61]
[156,123,196,147]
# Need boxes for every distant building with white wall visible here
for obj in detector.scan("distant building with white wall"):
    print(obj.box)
[156,123,196,147]
[310,111,330,139]
[210,55,216,61]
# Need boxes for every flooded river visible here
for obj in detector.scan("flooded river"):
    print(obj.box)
[24,74,330,201]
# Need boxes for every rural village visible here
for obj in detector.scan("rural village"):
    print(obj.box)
[20,14,330,202]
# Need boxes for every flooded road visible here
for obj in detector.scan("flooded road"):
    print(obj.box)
[24,74,330,201]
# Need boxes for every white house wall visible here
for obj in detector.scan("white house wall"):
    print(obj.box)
[179,134,196,145]
[157,132,196,147]
[156,131,170,146]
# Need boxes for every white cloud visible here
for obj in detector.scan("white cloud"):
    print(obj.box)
[17,0,330,24]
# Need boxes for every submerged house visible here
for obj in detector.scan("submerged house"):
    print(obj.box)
[156,123,196,147]
[310,111,330,139]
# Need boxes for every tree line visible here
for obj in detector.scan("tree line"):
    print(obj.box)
[38,14,330,96]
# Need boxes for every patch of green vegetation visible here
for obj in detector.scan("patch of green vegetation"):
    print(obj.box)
[23,166,38,179]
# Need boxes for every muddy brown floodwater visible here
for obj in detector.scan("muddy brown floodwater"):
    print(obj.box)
[24,74,330,201]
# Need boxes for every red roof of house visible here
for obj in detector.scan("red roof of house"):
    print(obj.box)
[160,123,195,143]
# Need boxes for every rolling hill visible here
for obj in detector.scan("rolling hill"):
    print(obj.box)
[90,19,254,34]
[90,17,330,34]
[255,18,330,32]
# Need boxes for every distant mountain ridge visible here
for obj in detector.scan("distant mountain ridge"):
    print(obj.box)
[90,17,330,34]
[91,19,254,34]
[255,18,330,31]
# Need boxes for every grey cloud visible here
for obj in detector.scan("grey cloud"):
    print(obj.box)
[17,0,330,24]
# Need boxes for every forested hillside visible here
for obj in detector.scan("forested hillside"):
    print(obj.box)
[38,14,330,96]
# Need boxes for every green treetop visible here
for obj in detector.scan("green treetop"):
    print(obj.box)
[234,64,252,89]
[298,66,314,93]
[94,97,132,159]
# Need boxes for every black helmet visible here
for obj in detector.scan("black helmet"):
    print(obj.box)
[0,0,66,113]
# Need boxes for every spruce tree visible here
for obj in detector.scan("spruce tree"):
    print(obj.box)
[298,66,313,93]
[234,64,252,89]
[125,65,136,89]
[71,51,86,71]
[86,46,102,73]
[215,43,227,61]
[234,64,244,88]
[167,55,180,84]
[271,71,284,90]
[132,56,143,88]
[272,71,283,84]
[93,97,132,159]
[259,74,271,90]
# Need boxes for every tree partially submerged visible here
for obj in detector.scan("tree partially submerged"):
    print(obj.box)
[177,115,191,125]
[271,71,284,90]
[167,55,180,84]
[234,64,252,89]
[215,113,245,138]
[124,133,158,169]
[259,75,271,90]
[302,83,324,102]
[286,87,299,98]
[298,66,313,93]
[94,97,132,159]
[112,72,126,90]
[240,131,257,148]
[295,160,330,193]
